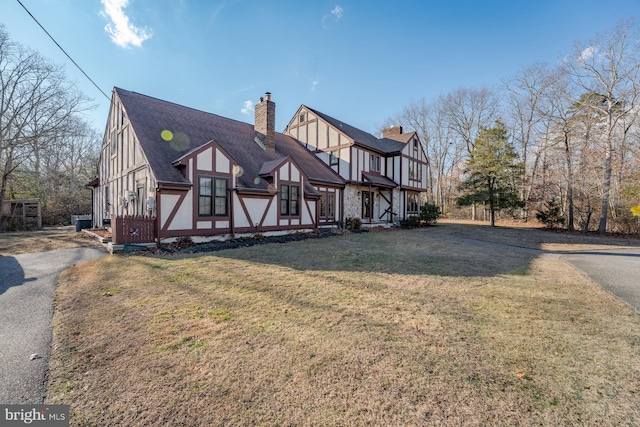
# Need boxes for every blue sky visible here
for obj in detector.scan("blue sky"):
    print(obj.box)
[1,0,639,135]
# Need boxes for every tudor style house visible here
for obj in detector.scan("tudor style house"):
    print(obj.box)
[91,88,344,241]
[91,88,428,243]
[284,106,429,223]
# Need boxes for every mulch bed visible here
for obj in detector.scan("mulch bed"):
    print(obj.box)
[125,226,399,256]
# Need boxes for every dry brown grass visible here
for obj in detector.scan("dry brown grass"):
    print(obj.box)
[437,219,640,252]
[48,227,640,426]
[0,228,97,255]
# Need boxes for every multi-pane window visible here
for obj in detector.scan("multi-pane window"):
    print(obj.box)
[280,184,300,216]
[327,193,335,217]
[409,161,423,181]
[370,154,381,172]
[319,192,336,219]
[407,193,419,215]
[198,176,228,216]
[319,193,326,217]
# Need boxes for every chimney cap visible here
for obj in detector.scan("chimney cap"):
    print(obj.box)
[265,91,271,101]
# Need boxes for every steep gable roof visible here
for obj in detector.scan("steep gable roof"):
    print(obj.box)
[303,106,406,154]
[115,88,344,190]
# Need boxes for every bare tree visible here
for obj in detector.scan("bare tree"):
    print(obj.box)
[0,25,92,229]
[562,18,640,232]
[442,86,500,153]
[442,86,501,219]
[503,62,555,218]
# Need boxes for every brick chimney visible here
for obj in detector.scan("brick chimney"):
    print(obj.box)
[382,125,403,138]
[254,92,276,151]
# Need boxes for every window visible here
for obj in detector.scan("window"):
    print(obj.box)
[198,176,228,216]
[136,185,145,215]
[369,154,380,172]
[319,193,326,217]
[410,161,423,182]
[319,192,336,219]
[299,113,306,123]
[327,193,335,218]
[330,150,339,166]
[407,193,419,215]
[280,184,300,216]
[110,131,117,156]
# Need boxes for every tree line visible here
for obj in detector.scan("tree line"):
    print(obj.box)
[390,19,640,233]
[0,25,99,230]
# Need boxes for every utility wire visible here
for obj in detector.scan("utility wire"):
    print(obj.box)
[16,0,111,102]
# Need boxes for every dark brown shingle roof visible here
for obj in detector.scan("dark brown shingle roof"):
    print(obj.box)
[303,106,406,155]
[115,88,344,190]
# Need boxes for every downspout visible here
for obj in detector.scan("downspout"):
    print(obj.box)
[155,185,161,243]
[340,187,345,229]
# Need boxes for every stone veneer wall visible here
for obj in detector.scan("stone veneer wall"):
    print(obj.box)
[343,185,403,223]
[343,186,362,220]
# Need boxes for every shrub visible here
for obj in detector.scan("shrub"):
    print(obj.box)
[344,217,362,230]
[536,199,565,229]
[400,216,421,228]
[420,203,441,226]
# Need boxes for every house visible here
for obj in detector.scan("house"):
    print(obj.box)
[91,88,428,243]
[92,88,345,242]
[284,106,429,223]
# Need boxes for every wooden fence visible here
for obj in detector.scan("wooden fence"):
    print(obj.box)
[111,215,156,245]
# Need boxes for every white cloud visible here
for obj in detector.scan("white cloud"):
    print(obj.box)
[331,5,343,19]
[310,80,319,91]
[101,0,152,48]
[580,45,596,62]
[241,100,254,115]
[322,5,343,28]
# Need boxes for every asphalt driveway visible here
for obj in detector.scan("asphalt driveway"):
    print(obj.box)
[0,246,106,404]
[561,248,640,314]
[420,229,640,315]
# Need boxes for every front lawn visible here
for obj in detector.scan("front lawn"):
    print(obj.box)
[48,227,640,426]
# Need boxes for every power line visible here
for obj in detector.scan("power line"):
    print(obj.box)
[16,0,111,102]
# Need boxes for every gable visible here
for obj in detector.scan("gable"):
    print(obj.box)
[302,106,406,155]
[115,88,344,192]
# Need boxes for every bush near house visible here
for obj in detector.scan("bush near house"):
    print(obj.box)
[401,203,441,228]
[420,203,441,225]
[344,217,362,230]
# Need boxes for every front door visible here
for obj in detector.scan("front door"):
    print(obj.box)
[362,191,372,220]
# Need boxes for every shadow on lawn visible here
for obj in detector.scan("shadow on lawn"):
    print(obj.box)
[187,228,540,278]
[172,222,640,278]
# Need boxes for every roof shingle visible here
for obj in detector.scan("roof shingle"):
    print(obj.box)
[115,88,344,190]
[304,106,406,154]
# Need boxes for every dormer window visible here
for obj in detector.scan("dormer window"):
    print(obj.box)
[330,150,339,166]
[369,154,381,172]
